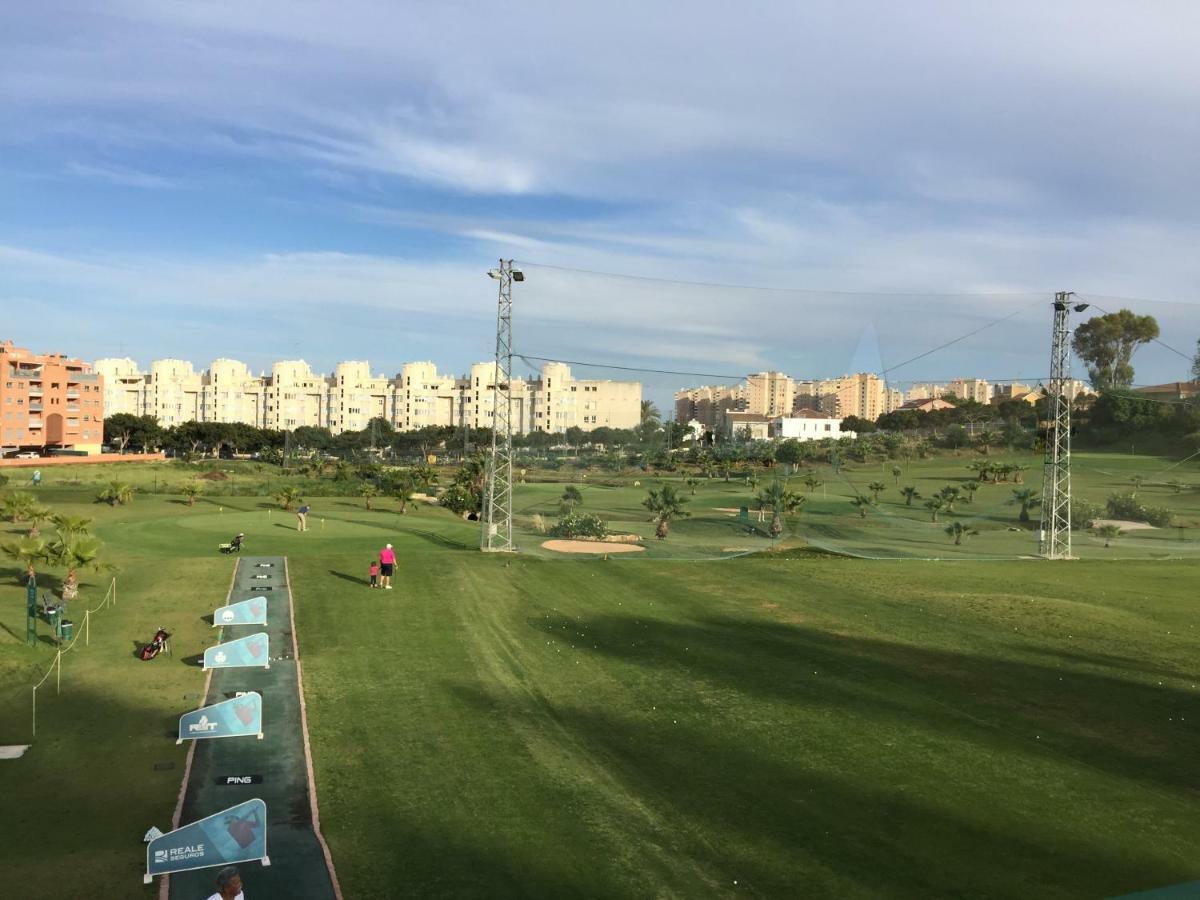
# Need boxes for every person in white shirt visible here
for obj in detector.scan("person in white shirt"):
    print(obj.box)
[207,866,244,900]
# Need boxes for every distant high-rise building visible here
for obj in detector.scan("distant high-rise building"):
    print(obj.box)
[745,371,795,417]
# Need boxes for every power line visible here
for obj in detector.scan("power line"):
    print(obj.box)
[880,300,1045,376]
[515,260,1047,298]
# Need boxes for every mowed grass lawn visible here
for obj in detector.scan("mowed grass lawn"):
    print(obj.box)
[0,458,1197,898]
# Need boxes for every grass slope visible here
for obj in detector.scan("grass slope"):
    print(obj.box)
[0,456,1196,898]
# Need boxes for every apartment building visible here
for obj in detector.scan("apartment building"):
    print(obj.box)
[397,362,460,431]
[327,361,391,434]
[1,340,104,454]
[266,361,328,431]
[948,378,991,404]
[147,359,203,426]
[674,384,745,429]
[95,357,148,417]
[745,371,795,417]
[205,358,267,426]
[903,383,946,403]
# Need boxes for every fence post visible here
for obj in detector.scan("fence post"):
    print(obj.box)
[85,609,90,646]
[56,650,61,695]
[31,686,36,739]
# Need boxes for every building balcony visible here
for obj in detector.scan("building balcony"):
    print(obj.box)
[66,405,80,413]
[66,391,80,399]
[28,419,42,428]
[28,389,43,398]
[29,404,43,413]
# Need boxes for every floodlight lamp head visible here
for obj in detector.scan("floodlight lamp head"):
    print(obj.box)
[511,269,524,282]
[1053,300,1068,311]
[1073,303,1089,313]
[487,269,500,279]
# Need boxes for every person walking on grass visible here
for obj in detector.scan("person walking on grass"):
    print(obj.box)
[379,543,396,590]
[297,500,310,532]
[368,559,379,588]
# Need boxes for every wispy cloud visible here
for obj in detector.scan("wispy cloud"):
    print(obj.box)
[66,161,181,189]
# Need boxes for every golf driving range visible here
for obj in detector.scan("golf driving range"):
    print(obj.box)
[0,458,1197,898]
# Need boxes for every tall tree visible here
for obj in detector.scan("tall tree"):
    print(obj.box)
[1071,309,1160,391]
[639,401,662,428]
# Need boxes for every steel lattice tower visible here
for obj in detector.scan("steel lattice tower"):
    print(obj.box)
[1038,291,1085,559]
[481,260,519,552]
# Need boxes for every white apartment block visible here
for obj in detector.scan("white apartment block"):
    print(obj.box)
[89,356,639,435]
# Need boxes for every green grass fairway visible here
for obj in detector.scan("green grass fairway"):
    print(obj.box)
[1,456,1198,898]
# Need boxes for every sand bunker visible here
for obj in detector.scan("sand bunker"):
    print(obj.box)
[1091,518,1157,531]
[542,540,645,554]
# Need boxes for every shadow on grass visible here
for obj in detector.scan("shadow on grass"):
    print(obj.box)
[447,681,1192,899]
[525,613,1200,798]
[327,570,363,586]
[408,529,474,551]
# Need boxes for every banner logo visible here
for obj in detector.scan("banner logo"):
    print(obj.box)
[212,597,268,627]
[145,799,270,881]
[178,693,263,744]
[203,633,270,671]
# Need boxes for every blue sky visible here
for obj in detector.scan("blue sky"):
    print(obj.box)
[2,1,1198,407]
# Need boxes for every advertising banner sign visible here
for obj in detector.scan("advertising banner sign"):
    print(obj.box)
[177,692,263,744]
[203,633,270,671]
[213,597,268,627]
[144,798,269,882]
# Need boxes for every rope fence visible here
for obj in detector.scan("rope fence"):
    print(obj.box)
[27,576,117,739]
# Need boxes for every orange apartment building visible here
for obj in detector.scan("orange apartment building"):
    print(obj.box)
[1,340,105,456]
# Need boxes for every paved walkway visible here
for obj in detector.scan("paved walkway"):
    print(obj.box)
[168,556,338,899]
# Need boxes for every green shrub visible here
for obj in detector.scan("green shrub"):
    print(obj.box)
[1105,492,1174,527]
[552,512,608,539]
[1070,498,1103,530]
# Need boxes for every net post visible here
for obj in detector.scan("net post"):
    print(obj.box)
[31,686,36,739]
[56,650,61,695]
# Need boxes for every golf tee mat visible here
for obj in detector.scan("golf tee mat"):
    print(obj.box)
[167,556,339,899]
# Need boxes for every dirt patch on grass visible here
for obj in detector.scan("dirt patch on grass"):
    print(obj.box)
[1092,518,1157,531]
[199,470,228,481]
[542,540,645,554]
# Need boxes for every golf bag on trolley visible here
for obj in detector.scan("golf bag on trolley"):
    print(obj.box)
[139,627,171,661]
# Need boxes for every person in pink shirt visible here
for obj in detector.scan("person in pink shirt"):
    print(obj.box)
[378,543,396,590]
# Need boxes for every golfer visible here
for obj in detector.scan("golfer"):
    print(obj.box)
[379,543,396,590]
[297,501,310,532]
[208,866,244,900]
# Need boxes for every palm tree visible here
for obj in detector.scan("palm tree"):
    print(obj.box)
[969,461,994,483]
[640,400,662,428]
[561,485,583,508]
[849,495,872,518]
[746,473,760,490]
[1011,465,1029,485]
[2,491,36,522]
[961,482,980,504]
[643,484,690,539]
[411,463,438,490]
[945,521,978,545]
[891,465,902,485]
[98,481,134,507]
[1130,475,1144,497]
[801,472,823,493]
[48,532,109,601]
[1010,488,1040,523]
[938,486,961,512]
[180,482,203,506]
[275,485,302,510]
[388,473,418,515]
[925,497,945,522]
[26,502,52,537]
[901,486,921,506]
[358,483,379,510]
[758,481,806,537]
[685,477,700,495]
[992,463,1014,483]
[867,481,887,502]
[2,536,48,581]
[50,514,93,539]
[1094,524,1123,548]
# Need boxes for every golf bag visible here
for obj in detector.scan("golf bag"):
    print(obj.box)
[140,627,171,661]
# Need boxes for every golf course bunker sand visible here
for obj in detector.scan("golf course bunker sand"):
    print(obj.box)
[1093,518,1158,531]
[542,540,646,554]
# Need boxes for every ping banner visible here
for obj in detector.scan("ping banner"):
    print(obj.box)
[203,633,270,671]
[213,597,268,627]
[177,692,263,744]
[144,798,269,882]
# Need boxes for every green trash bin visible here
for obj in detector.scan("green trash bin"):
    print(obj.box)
[60,620,74,643]
[47,608,61,639]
